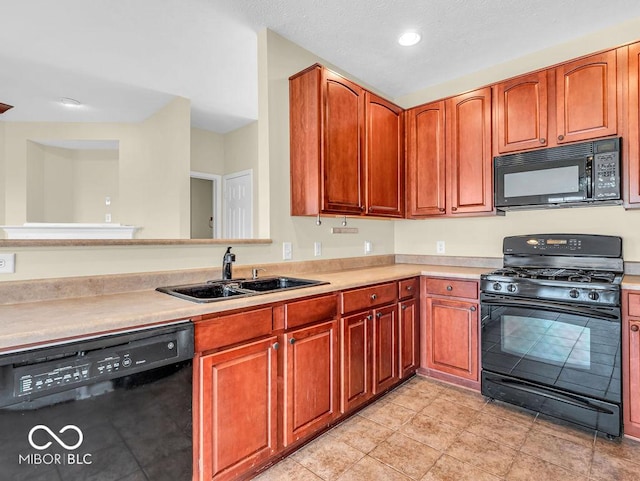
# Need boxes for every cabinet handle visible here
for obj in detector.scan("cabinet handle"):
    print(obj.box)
[539,138,546,144]
[632,325,639,332]
[406,286,413,291]
[401,305,407,310]
[558,134,565,141]
[470,306,477,312]
[272,342,279,350]
[289,338,296,344]
[376,312,382,318]
[371,293,377,301]
[452,207,458,212]
[446,285,453,291]
[367,314,373,320]
[438,208,445,213]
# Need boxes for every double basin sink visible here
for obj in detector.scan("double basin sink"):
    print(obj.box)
[157,276,328,303]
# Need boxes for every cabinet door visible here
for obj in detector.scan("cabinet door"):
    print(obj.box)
[495,71,548,153]
[426,297,478,381]
[628,43,640,205]
[283,320,339,446]
[446,87,493,214]
[341,311,371,413]
[365,93,404,217]
[406,101,447,217]
[399,298,419,379]
[199,337,278,481]
[555,50,617,144]
[372,304,399,394]
[322,69,365,214]
[624,317,640,438]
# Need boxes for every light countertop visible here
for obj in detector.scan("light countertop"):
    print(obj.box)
[0,264,489,353]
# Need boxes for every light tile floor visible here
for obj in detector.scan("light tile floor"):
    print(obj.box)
[253,375,640,481]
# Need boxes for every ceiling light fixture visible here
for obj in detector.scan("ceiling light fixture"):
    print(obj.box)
[398,31,421,47]
[60,97,82,107]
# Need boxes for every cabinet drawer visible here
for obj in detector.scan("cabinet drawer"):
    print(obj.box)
[284,294,338,329]
[341,282,397,313]
[425,278,478,300]
[195,307,273,352]
[628,292,640,318]
[399,278,419,299]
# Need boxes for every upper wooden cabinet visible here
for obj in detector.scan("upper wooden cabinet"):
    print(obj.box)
[495,50,619,155]
[555,50,618,144]
[406,88,493,218]
[628,42,640,205]
[495,71,549,153]
[406,101,447,216]
[365,93,404,217]
[289,64,404,218]
[446,87,494,215]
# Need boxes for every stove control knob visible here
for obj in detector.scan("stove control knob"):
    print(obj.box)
[507,284,517,293]
[588,291,600,301]
[569,289,580,299]
[492,283,502,291]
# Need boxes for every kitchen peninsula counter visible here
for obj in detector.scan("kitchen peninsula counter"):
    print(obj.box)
[0,263,490,352]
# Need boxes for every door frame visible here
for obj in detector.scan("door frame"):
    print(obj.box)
[190,171,222,239]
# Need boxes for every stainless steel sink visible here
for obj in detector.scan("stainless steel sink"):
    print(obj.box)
[156,276,328,303]
[237,277,326,292]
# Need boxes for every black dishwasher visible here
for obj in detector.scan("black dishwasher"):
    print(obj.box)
[0,320,194,481]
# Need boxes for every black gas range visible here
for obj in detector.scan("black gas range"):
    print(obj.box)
[480,234,623,437]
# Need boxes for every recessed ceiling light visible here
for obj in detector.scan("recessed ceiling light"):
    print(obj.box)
[60,97,82,107]
[398,32,421,47]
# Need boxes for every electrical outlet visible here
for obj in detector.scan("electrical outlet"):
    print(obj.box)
[436,240,446,254]
[364,240,372,254]
[0,253,16,273]
[282,242,293,260]
[105,196,111,206]
[105,213,112,223]
[314,241,322,257]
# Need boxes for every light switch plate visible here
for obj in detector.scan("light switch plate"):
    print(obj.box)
[436,240,446,254]
[283,242,293,260]
[314,242,322,257]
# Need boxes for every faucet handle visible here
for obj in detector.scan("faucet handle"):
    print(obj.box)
[252,268,266,279]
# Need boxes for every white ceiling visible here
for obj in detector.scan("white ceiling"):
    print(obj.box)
[2,0,640,133]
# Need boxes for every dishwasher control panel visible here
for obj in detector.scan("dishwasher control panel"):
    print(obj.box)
[0,322,193,407]
[14,336,180,397]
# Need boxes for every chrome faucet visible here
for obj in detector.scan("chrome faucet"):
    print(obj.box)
[222,247,235,280]
[251,267,266,279]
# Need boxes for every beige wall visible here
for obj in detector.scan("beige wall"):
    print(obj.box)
[191,127,224,174]
[1,97,191,239]
[72,149,119,223]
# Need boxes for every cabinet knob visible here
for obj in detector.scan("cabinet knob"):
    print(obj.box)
[446,285,453,291]
[401,305,407,310]
[438,208,445,213]
[539,138,546,144]
[406,286,413,291]
[371,293,377,301]
[452,207,458,212]
[632,325,639,332]
[272,342,280,350]
[558,134,565,141]
[376,312,382,318]
[367,314,373,320]
[289,338,296,344]
[470,306,477,312]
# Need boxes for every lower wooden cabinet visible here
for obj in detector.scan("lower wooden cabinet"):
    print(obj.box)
[422,277,480,389]
[399,296,419,379]
[372,304,399,394]
[198,336,278,481]
[341,310,371,413]
[282,320,339,446]
[623,290,640,438]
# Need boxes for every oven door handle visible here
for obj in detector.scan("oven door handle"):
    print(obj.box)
[481,297,620,321]
[485,375,615,415]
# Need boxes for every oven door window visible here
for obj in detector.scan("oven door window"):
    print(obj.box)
[482,303,620,403]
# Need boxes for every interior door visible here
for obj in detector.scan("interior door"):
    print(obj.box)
[223,170,253,238]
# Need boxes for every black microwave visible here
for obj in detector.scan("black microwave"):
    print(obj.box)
[494,137,621,210]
